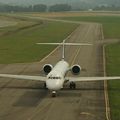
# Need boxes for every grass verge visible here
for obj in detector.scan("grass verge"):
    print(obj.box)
[106,44,120,120]
[0,15,37,35]
[0,20,77,64]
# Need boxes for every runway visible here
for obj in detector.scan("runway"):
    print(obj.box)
[0,23,106,120]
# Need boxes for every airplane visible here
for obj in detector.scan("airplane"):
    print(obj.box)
[0,40,120,97]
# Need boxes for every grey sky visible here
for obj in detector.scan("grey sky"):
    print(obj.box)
[0,0,119,6]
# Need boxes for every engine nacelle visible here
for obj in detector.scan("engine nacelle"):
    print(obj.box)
[71,65,81,75]
[43,64,53,74]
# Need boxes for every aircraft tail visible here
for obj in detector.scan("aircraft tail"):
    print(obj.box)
[37,40,92,60]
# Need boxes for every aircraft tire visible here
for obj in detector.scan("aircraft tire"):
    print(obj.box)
[70,82,76,89]
[44,82,46,88]
[51,91,56,97]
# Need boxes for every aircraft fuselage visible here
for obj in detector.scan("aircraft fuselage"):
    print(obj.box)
[46,60,69,91]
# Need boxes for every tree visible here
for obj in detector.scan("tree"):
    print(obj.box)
[49,4,71,12]
[0,4,47,12]
[33,4,47,12]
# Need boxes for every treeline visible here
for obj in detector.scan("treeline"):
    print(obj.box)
[49,4,71,12]
[0,4,72,12]
[94,5,120,11]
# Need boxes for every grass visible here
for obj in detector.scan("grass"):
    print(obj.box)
[0,20,77,63]
[0,15,37,35]
[106,44,120,120]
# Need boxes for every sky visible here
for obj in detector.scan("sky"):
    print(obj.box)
[0,0,119,7]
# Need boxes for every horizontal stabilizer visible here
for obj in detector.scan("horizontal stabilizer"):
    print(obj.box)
[36,43,92,46]
[36,40,92,60]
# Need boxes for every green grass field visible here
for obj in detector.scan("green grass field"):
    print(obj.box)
[0,18,77,63]
[0,15,37,35]
[61,16,120,120]
[106,44,120,120]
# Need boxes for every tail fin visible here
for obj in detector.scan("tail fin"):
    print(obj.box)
[36,40,92,60]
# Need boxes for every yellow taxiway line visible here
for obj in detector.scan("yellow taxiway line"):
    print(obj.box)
[103,45,111,120]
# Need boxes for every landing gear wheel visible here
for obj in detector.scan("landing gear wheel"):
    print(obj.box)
[44,82,46,88]
[51,91,56,97]
[69,82,76,89]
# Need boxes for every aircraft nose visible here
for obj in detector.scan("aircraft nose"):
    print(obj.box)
[46,79,62,90]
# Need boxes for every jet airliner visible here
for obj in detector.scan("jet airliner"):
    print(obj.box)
[0,40,120,97]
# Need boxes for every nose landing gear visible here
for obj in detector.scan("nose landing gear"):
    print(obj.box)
[51,91,57,97]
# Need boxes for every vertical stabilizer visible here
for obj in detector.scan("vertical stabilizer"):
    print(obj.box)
[62,40,65,60]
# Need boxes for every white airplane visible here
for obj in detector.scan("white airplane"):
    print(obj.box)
[0,40,120,97]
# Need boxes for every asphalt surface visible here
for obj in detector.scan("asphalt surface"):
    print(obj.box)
[0,22,106,120]
[0,20,17,28]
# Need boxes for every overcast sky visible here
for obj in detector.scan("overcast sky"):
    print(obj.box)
[0,0,119,6]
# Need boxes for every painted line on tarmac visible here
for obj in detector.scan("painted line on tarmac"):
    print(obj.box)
[101,22,111,120]
[70,24,91,65]
[80,112,95,117]
[40,46,60,63]
[103,45,111,120]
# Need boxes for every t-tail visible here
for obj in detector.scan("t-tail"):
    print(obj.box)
[36,40,92,60]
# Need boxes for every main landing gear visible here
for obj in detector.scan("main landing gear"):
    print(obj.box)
[69,82,76,89]
[44,82,47,88]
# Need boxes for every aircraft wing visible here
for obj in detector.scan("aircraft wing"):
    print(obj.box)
[0,74,46,81]
[66,76,120,82]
